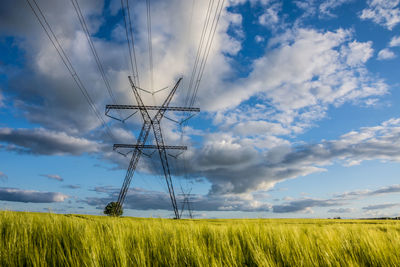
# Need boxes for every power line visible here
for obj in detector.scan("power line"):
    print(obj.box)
[27,0,116,141]
[120,0,140,86]
[185,0,214,107]
[190,0,225,108]
[146,0,154,92]
[177,0,225,205]
[70,0,122,117]
[126,0,140,87]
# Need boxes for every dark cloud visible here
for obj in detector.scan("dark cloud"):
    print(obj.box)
[84,186,271,212]
[335,184,400,199]
[327,208,354,213]
[3,118,400,203]
[273,184,400,214]
[182,119,400,195]
[362,203,400,210]
[370,185,400,195]
[63,184,81,189]
[40,174,63,182]
[272,198,341,213]
[0,127,100,155]
[0,187,68,203]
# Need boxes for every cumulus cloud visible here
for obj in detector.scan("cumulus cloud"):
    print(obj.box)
[377,48,396,60]
[119,117,400,198]
[294,0,353,19]
[342,41,374,66]
[319,0,353,17]
[184,117,400,195]
[40,174,63,182]
[0,0,241,135]
[0,2,388,144]
[0,187,68,203]
[258,2,282,29]
[389,35,400,46]
[360,0,400,30]
[208,28,386,140]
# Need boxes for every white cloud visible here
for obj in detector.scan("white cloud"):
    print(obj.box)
[293,0,352,20]
[360,0,400,30]
[377,48,396,59]
[258,2,281,29]
[206,28,385,138]
[233,121,289,136]
[389,35,400,46]
[255,35,264,43]
[342,41,374,66]
[0,1,388,144]
[319,0,353,17]
[294,0,317,18]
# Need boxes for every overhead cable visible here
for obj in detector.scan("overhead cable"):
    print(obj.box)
[70,0,122,117]
[27,0,116,141]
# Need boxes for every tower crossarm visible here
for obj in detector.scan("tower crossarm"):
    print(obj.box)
[154,78,183,122]
[106,105,199,112]
[114,144,187,150]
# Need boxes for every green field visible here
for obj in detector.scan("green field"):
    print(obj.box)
[1,211,400,266]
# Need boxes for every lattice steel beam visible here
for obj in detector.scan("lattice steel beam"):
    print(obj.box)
[114,144,187,150]
[106,105,200,112]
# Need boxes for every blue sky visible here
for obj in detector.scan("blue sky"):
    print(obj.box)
[1,0,400,218]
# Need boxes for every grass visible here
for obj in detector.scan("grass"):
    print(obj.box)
[1,211,400,266]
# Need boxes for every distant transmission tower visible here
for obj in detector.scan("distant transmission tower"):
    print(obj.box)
[106,76,199,219]
[179,187,194,219]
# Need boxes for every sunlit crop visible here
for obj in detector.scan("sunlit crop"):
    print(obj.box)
[1,211,399,266]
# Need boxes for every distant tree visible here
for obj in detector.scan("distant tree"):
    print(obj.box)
[104,202,123,217]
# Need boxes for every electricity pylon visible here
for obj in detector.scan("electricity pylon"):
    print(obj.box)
[106,76,199,219]
[180,187,194,219]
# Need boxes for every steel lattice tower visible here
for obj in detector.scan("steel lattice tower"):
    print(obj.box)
[106,76,199,219]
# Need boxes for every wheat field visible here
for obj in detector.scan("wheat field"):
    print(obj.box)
[0,211,399,266]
